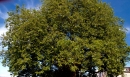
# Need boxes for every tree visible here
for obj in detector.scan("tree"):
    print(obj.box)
[1,0,130,77]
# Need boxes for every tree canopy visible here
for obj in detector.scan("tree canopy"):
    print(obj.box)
[1,0,130,77]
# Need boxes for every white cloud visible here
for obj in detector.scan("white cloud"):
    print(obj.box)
[0,67,10,77]
[0,26,8,77]
[13,0,41,10]
[25,0,41,10]
[0,24,7,37]
[0,11,8,20]
[0,5,8,20]
[125,27,130,34]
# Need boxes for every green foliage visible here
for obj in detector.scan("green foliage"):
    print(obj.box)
[1,0,130,76]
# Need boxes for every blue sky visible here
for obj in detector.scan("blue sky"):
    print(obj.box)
[0,0,130,77]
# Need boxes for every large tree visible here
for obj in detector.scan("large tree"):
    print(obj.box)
[1,0,130,77]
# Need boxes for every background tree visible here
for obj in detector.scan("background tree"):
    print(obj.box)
[1,0,130,77]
